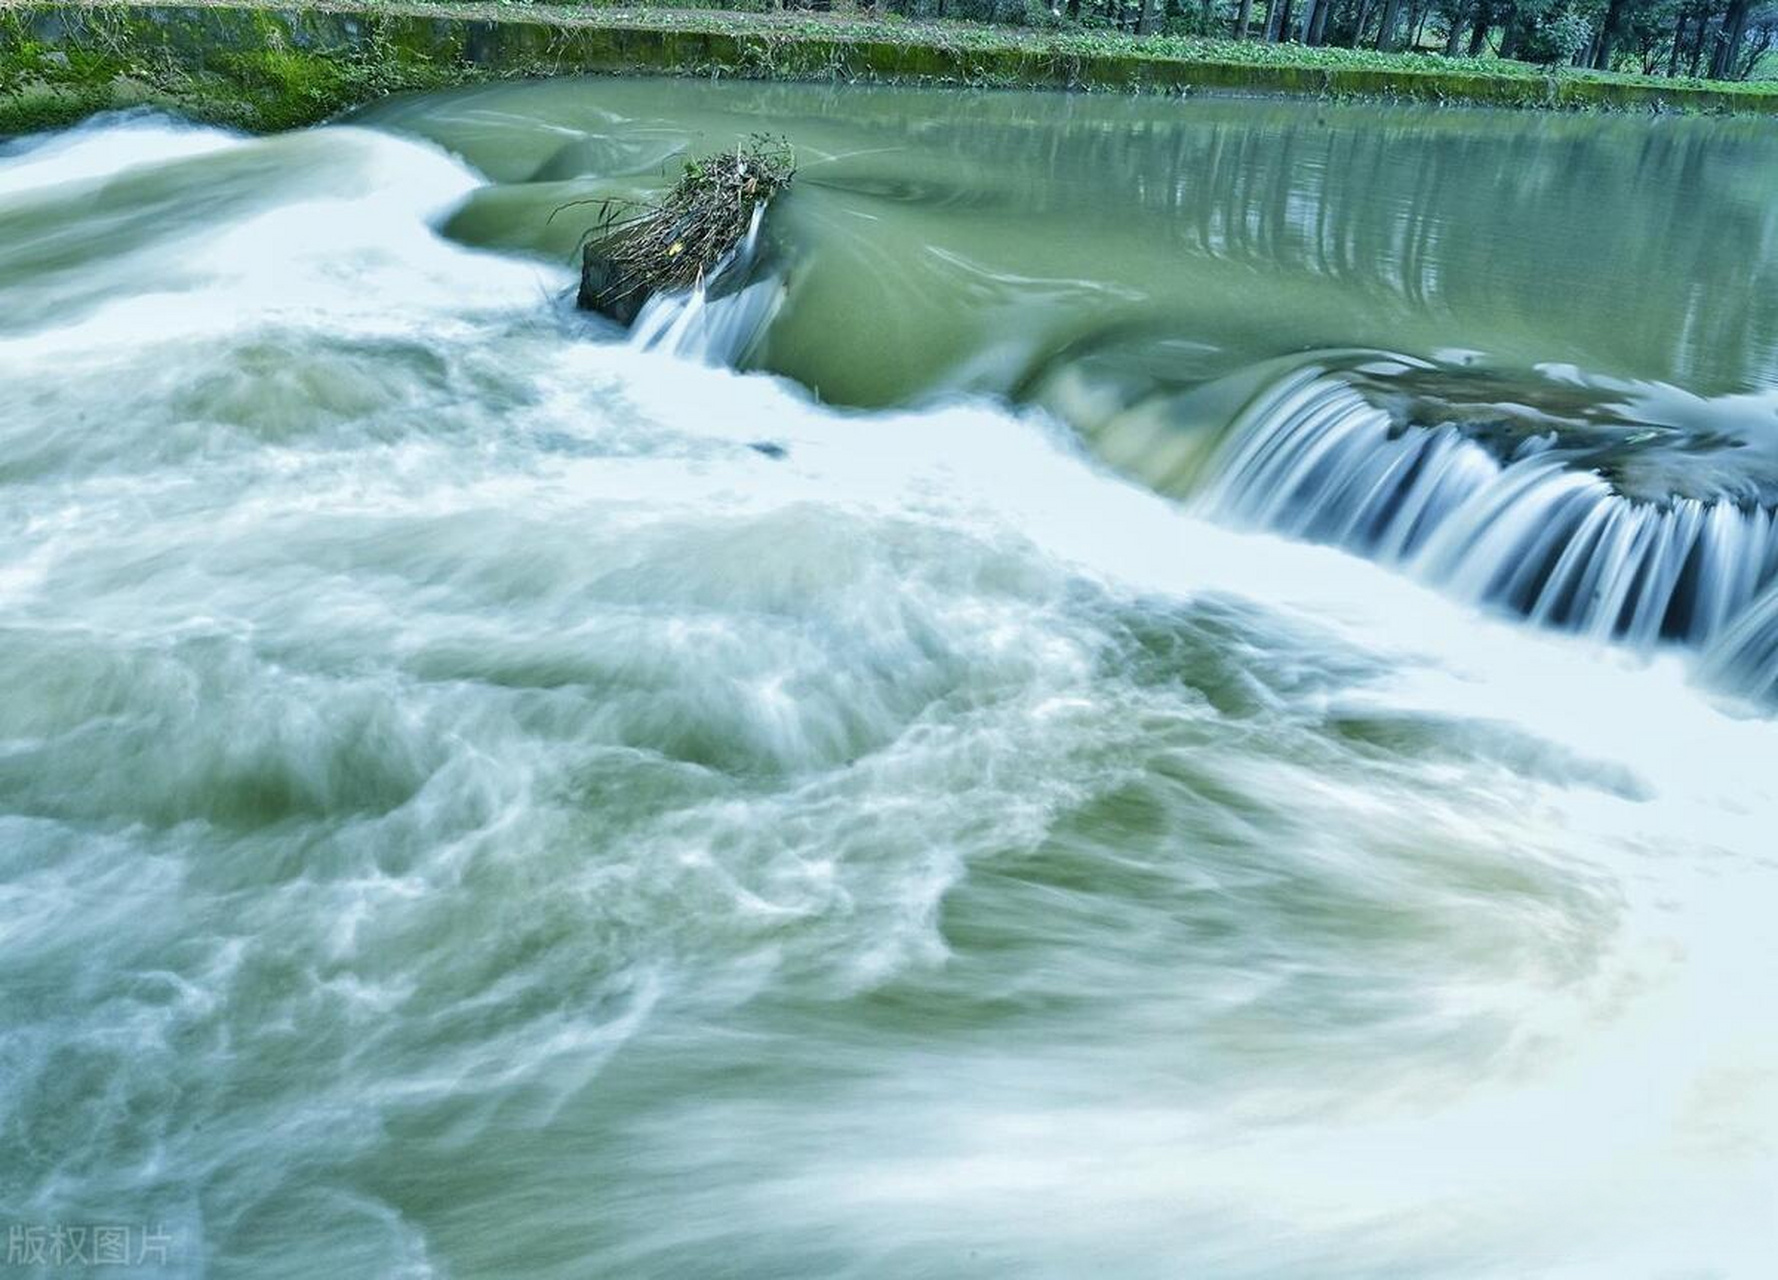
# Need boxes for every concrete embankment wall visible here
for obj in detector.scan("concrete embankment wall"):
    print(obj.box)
[3,2,1773,137]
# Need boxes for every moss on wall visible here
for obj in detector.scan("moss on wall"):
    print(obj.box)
[3,2,1773,139]
[0,7,471,134]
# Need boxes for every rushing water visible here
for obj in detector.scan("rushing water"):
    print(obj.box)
[1,83,1776,1279]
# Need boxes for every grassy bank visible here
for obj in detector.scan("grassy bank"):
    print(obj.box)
[4,0,1777,137]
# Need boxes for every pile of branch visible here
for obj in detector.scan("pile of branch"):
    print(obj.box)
[576,135,795,325]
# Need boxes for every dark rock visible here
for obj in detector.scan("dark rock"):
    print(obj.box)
[578,247,647,327]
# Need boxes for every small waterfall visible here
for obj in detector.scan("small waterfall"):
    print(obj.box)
[1701,585,1778,703]
[1204,368,1778,649]
[628,205,784,367]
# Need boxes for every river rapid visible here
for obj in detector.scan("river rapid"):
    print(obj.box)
[1,83,1776,1278]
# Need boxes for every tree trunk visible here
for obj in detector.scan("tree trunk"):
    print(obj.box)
[1236,0,1255,37]
[1350,0,1375,46]
[1709,0,1751,77]
[1268,0,1293,41]
[1500,13,1523,58]
[1376,0,1403,49]
[1591,0,1626,68]
[1137,0,1162,34]
[1744,29,1778,78]
[1444,2,1466,54]
[1468,0,1495,54]
[1668,10,1686,76]
[1687,7,1711,76]
[1310,0,1333,43]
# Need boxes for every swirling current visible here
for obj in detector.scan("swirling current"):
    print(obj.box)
[2,82,1776,1279]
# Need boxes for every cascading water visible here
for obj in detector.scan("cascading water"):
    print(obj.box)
[3,92,1776,1280]
[1702,584,1778,703]
[627,206,784,365]
[1202,366,1778,652]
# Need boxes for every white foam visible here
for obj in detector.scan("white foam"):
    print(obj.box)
[2,113,1774,1280]
[0,112,237,198]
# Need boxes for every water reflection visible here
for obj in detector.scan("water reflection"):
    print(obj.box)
[359,79,1778,681]
[362,80,1778,403]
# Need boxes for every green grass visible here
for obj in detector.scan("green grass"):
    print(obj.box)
[0,13,466,133]
[3,0,1775,138]
[286,2,1778,99]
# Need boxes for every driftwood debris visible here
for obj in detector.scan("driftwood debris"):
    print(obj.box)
[575,136,794,326]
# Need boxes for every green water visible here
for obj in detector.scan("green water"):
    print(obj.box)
[373,80,1778,508]
[372,82,1778,392]
[0,83,1775,1278]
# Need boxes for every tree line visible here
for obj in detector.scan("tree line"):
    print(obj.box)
[872,0,1777,79]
